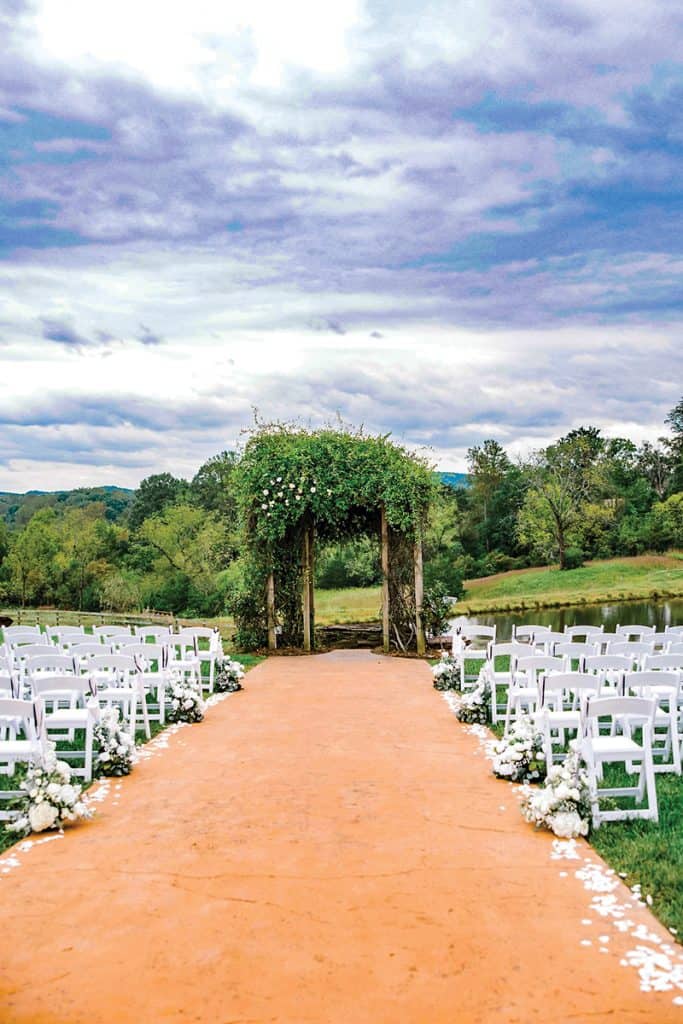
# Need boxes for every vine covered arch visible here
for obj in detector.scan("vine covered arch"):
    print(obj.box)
[232,425,435,653]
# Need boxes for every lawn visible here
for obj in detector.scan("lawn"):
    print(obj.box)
[458,552,683,614]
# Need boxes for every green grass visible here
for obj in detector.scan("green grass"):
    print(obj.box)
[459,552,683,614]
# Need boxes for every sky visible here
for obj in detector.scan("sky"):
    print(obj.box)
[0,0,681,491]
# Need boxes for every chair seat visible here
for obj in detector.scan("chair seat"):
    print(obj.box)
[587,736,643,757]
[540,710,580,727]
[0,740,43,758]
[45,708,93,726]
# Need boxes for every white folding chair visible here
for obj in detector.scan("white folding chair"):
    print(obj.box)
[531,631,568,655]
[124,643,170,724]
[0,698,46,791]
[135,625,172,643]
[31,675,97,782]
[606,640,654,669]
[554,641,599,672]
[615,624,655,641]
[48,627,88,651]
[87,655,150,739]
[71,642,114,672]
[581,695,658,828]
[167,635,201,687]
[582,655,631,704]
[624,670,681,775]
[452,625,496,690]
[483,642,526,725]
[535,672,601,766]
[564,624,604,641]
[511,624,549,644]
[2,625,42,643]
[504,655,563,732]
[92,624,132,639]
[178,628,222,693]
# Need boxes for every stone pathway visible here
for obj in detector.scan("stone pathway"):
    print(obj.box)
[0,651,680,1022]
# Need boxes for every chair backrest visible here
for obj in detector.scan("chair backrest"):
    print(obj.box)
[0,698,42,740]
[487,641,525,664]
[512,624,549,642]
[583,654,632,673]
[134,625,172,641]
[554,642,599,661]
[583,694,656,733]
[668,642,683,656]
[26,653,76,676]
[88,654,137,672]
[9,635,53,650]
[3,625,42,640]
[13,644,56,662]
[608,641,654,658]
[31,674,92,703]
[71,642,113,658]
[108,634,140,649]
[92,624,132,638]
[124,643,167,668]
[539,671,601,705]
[457,625,496,647]
[642,653,683,673]
[615,624,655,639]
[564,625,604,639]
[179,627,214,641]
[624,670,680,697]
[515,655,564,679]
[664,625,683,638]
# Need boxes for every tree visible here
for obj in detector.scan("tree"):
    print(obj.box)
[664,396,683,493]
[518,436,597,569]
[6,508,59,605]
[650,492,683,549]
[55,507,112,611]
[467,440,511,553]
[128,473,187,531]
[637,441,673,501]
[190,451,239,518]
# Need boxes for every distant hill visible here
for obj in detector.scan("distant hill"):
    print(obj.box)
[0,486,134,527]
[438,472,468,489]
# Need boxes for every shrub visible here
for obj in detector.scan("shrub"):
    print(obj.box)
[563,547,584,570]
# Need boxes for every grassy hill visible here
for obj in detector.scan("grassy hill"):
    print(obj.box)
[457,552,683,613]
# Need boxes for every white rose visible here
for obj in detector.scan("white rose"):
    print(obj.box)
[29,801,59,833]
[550,811,583,839]
[59,784,77,805]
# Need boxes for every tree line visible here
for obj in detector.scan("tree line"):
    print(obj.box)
[0,399,680,616]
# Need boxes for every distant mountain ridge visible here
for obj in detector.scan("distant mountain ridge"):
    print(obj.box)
[438,471,468,488]
[0,486,134,526]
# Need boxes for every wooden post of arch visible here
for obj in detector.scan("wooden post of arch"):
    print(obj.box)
[414,535,426,656]
[302,522,314,652]
[266,570,277,651]
[380,505,390,654]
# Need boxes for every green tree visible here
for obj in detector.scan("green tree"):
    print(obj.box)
[6,508,60,605]
[664,396,683,493]
[190,451,239,518]
[650,492,683,549]
[128,473,187,531]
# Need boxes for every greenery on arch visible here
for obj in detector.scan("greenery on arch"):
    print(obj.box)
[229,424,437,650]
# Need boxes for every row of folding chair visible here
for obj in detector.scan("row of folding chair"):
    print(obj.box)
[1,626,223,692]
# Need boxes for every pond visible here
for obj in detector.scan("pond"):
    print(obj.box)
[455,598,683,642]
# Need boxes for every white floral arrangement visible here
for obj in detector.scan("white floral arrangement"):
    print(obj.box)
[214,657,245,693]
[492,714,546,783]
[167,680,206,723]
[521,742,592,838]
[431,653,460,691]
[8,745,94,836]
[454,667,491,724]
[94,707,136,776]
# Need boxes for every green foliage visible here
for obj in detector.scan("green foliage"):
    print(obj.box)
[233,425,435,649]
[650,492,683,549]
[562,546,584,570]
[128,473,187,531]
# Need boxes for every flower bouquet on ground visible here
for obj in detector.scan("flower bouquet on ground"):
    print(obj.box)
[521,742,591,838]
[214,657,245,693]
[94,707,136,776]
[492,714,546,783]
[8,745,94,836]
[454,666,491,724]
[167,679,206,724]
[431,653,460,691]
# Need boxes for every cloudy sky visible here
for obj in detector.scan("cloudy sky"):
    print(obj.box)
[1,0,681,491]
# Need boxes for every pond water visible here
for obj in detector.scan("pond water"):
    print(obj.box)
[455,598,683,643]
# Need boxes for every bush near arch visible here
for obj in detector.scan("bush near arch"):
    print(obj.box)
[230,424,436,652]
